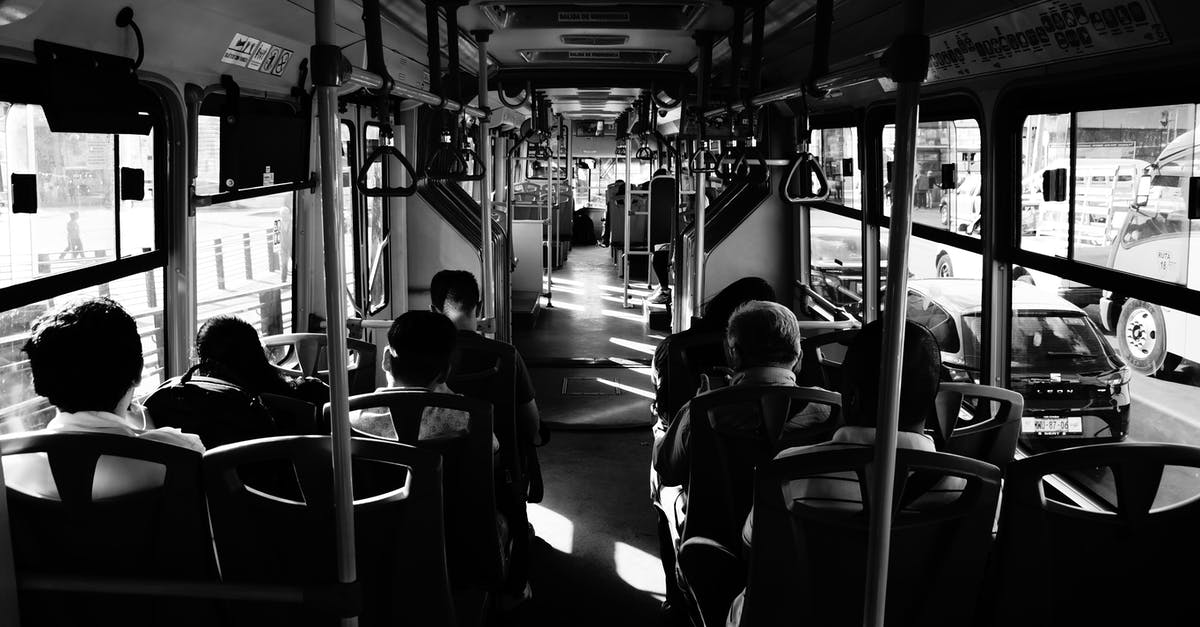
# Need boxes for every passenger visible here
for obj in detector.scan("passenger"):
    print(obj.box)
[4,298,204,499]
[599,179,626,247]
[724,319,956,626]
[653,301,835,487]
[650,276,776,426]
[142,316,329,448]
[351,310,499,452]
[430,269,542,447]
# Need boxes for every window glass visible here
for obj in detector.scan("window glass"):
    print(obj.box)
[195,192,294,337]
[999,269,1200,509]
[0,269,168,433]
[881,119,982,236]
[809,209,868,317]
[195,115,221,196]
[363,125,388,314]
[340,122,358,317]
[811,127,861,210]
[1020,106,1199,286]
[1,103,161,289]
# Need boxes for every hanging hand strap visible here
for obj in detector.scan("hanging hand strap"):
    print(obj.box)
[357,144,419,197]
[781,152,829,203]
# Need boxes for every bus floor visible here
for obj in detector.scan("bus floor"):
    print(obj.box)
[503,243,668,624]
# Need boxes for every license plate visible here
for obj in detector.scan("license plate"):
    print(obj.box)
[1022,417,1083,435]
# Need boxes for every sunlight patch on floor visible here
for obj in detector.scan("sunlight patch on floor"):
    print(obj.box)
[602,309,645,323]
[551,277,582,286]
[600,294,644,307]
[548,284,587,295]
[528,503,575,554]
[546,299,586,311]
[608,337,657,355]
[613,541,667,601]
[595,377,655,400]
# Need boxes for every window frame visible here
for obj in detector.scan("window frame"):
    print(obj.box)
[360,120,391,316]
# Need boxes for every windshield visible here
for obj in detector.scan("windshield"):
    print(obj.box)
[811,230,862,265]
[961,312,1111,371]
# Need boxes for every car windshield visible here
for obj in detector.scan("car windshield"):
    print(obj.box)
[811,230,861,265]
[961,312,1111,371]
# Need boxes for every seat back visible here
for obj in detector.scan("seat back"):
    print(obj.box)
[446,340,532,593]
[0,431,217,627]
[263,333,377,396]
[742,447,1001,627]
[932,383,1024,470]
[203,435,454,627]
[649,175,677,246]
[797,328,859,390]
[682,385,841,551]
[663,330,726,422]
[340,391,503,589]
[993,443,1200,627]
[259,392,322,436]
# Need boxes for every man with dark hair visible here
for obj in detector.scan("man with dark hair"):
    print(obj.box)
[430,269,541,446]
[350,311,497,451]
[6,298,203,498]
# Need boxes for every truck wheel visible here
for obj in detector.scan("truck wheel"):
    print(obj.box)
[939,203,949,225]
[1012,267,1035,285]
[1117,299,1170,376]
[936,253,953,277]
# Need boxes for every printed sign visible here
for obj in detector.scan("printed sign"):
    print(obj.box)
[263,166,275,187]
[925,0,1168,83]
[221,33,259,67]
[220,33,295,77]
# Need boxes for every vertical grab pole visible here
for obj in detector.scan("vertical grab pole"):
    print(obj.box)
[864,1,927,626]
[311,2,358,624]
[693,31,713,321]
[475,30,495,333]
[623,135,633,307]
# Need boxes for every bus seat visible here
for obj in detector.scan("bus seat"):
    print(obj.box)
[676,536,741,627]
[260,392,322,436]
[446,341,534,596]
[662,331,726,423]
[991,443,1200,627]
[649,175,677,246]
[931,383,1024,471]
[202,435,455,627]
[741,447,1001,627]
[263,333,378,396]
[339,391,508,595]
[675,386,841,625]
[0,431,218,627]
[797,328,859,390]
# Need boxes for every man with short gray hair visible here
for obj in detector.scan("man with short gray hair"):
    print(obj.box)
[653,301,833,487]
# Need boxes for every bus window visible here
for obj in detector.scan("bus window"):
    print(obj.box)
[811,127,861,210]
[881,118,982,237]
[0,269,168,433]
[363,124,388,314]
[340,121,358,317]
[1020,104,1197,288]
[194,114,294,337]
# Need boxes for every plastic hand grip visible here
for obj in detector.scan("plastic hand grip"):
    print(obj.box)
[456,148,486,182]
[356,145,418,198]
[635,145,655,161]
[690,148,719,173]
[781,153,830,204]
[425,145,470,181]
[735,149,769,184]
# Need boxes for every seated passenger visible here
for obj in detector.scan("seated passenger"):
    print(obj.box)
[650,276,776,426]
[5,298,204,499]
[351,311,499,452]
[725,319,958,626]
[653,301,834,488]
[432,269,542,446]
[143,316,329,448]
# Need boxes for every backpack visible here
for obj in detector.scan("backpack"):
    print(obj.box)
[143,367,280,450]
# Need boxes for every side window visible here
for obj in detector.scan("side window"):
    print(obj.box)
[341,121,358,318]
[1019,104,1198,286]
[0,99,167,432]
[811,127,861,210]
[363,124,389,314]
[882,118,982,237]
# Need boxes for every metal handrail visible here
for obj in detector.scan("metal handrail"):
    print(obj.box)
[343,67,486,119]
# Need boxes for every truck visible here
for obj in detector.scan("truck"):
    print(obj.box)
[1097,131,1199,376]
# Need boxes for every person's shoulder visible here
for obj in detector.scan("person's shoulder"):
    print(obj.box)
[139,427,206,453]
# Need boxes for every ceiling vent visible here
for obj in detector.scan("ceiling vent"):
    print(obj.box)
[518,49,671,64]
[560,34,629,46]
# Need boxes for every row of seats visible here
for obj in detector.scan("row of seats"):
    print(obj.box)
[1,333,532,626]
[656,325,1200,626]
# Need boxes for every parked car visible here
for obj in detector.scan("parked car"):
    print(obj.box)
[907,278,1131,446]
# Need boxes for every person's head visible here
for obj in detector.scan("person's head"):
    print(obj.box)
[68,211,79,220]
[194,316,279,393]
[430,269,481,330]
[23,297,143,415]
[840,319,942,432]
[725,301,802,372]
[702,277,776,331]
[384,311,458,388]
[654,168,668,177]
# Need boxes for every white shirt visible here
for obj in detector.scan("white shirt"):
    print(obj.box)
[3,410,205,500]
